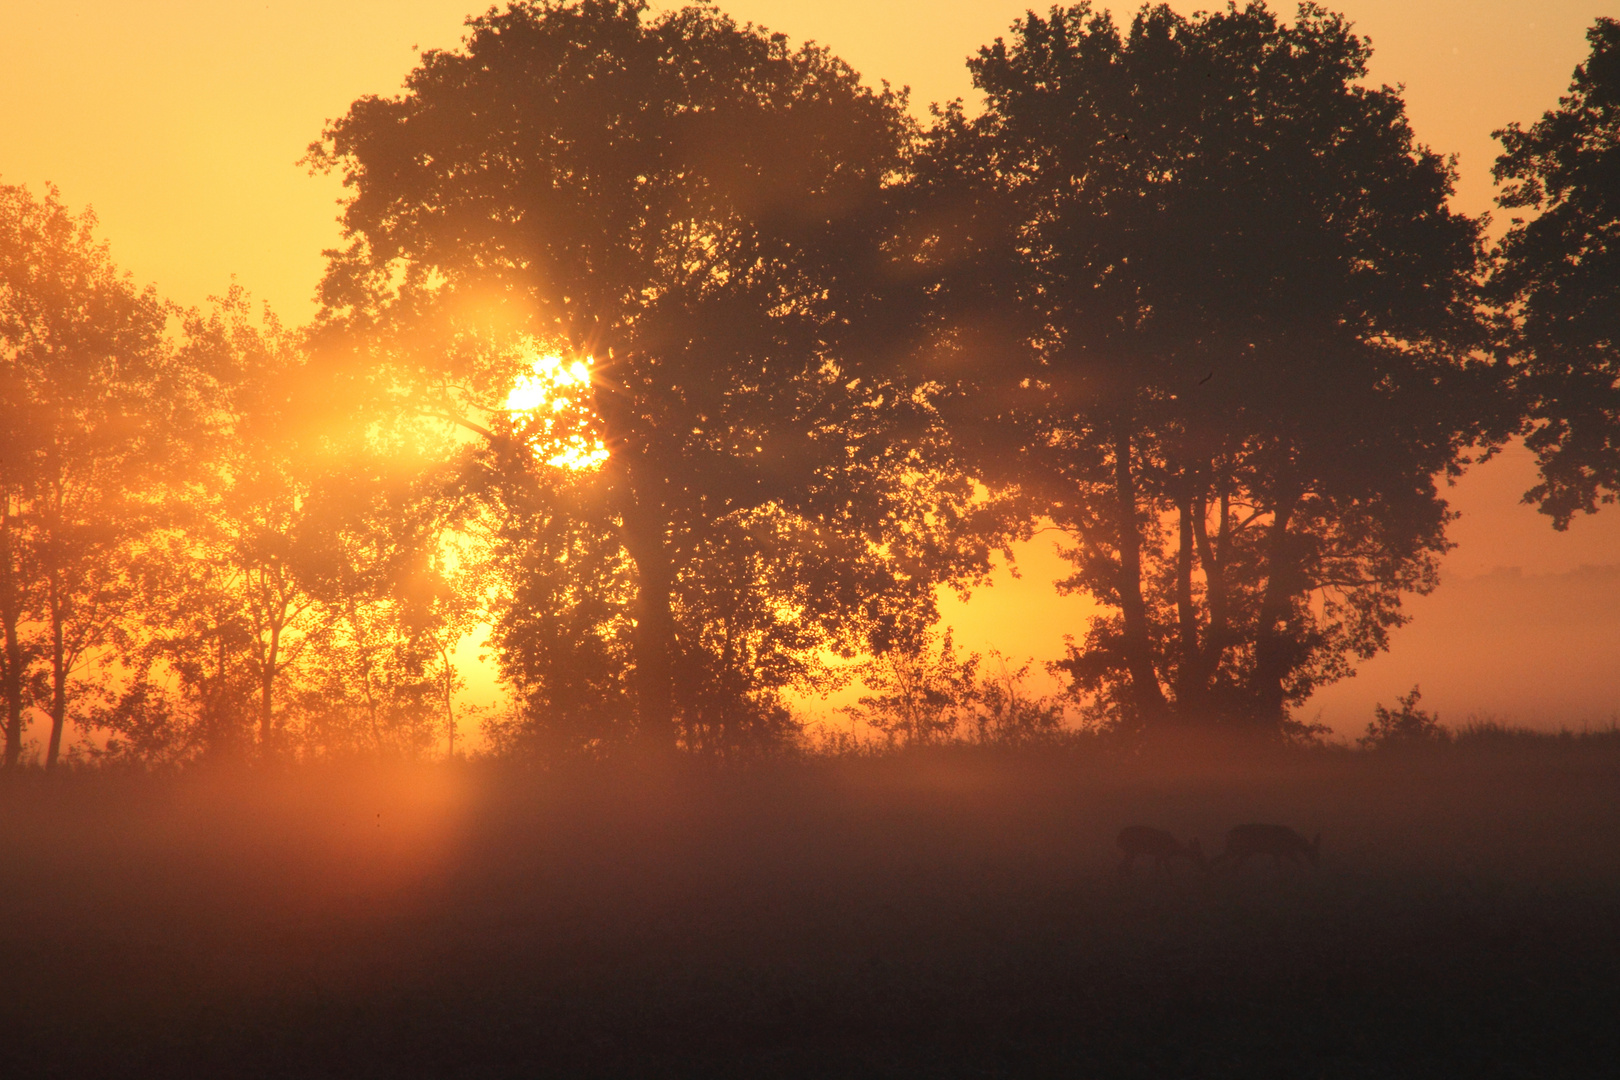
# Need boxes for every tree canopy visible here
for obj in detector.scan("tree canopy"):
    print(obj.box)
[1493,16,1620,528]
[910,2,1502,731]
[0,183,180,768]
[307,0,994,756]
[2,0,1568,765]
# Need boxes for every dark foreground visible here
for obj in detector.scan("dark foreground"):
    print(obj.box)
[3,737,1619,1078]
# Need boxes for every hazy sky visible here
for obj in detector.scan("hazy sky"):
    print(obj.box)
[3,0,1616,732]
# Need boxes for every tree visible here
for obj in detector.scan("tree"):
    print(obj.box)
[1492,17,1620,528]
[0,182,182,768]
[915,3,1498,732]
[308,0,991,755]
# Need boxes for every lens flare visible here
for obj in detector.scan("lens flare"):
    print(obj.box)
[504,354,610,470]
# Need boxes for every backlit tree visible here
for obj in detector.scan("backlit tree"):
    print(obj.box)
[308,0,992,754]
[915,3,1500,732]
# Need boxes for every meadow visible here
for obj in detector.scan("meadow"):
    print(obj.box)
[3,731,1619,1078]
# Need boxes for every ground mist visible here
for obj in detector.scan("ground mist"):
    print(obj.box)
[3,734,1618,1078]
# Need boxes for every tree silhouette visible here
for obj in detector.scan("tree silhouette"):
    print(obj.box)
[916,3,1498,731]
[4,2,1531,765]
[308,0,991,754]
[1493,17,1620,528]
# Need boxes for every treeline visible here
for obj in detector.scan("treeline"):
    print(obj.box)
[3,2,1616,768]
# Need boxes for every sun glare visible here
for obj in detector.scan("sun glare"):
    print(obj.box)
[503,353,610,470]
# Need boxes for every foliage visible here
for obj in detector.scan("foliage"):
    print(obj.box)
[1359,685,1450,748]
[914,2,1502,734]
[307,0,1002,758]
[0,181,182,768]
[1492,17,1620,528]
[0,247,480,767]
[477,462,640,760]
[4,3,1596,769]
[842,629,1072,747]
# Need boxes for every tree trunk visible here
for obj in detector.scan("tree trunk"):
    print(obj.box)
[1,605,23,771]
[621,496,679,752]
[594,373,679,753]
[1172,492,1201,715]
[1,511,24,770]
[1250,492,1300,728]
[45,575,66,770]
[1188,488,1232,713]
[440,642,456,759]
[206,616,230,754]
[260,618,280,752]
[1111,429,1168,724]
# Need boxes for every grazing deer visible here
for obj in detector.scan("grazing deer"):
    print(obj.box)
[1211,823,1320,870]
[1117,826,1207,877]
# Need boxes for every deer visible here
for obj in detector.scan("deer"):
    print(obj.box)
[1210,823,1320,870]
[1116,825,1207,877]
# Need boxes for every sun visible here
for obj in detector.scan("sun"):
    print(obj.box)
[503,353,610,470]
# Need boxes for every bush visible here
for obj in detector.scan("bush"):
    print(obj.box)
[841,632,1076,748]
[1360,686,1450,749]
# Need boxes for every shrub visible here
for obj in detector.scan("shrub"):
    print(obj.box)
[1360,686,1451,749]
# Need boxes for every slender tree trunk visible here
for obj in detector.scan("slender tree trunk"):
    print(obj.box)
[1250,492,1300,728]
[353,611,381,750]
[1,511,25,770]
[1188,488,1232,711]
[439,642,456,759]
[364,665,381,750]
[622,497,678,752]
[45,573,66,770]
[260,618,280,752]
[1172,492,1202,717]
[1,606,23,770]
[595,374,679,753]
[210,620,228,753]
[1111,429,1168,724]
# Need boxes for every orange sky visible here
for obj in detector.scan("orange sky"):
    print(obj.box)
[3,0,1617,734]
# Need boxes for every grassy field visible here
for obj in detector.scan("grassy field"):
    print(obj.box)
[3,734,1619,1078]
